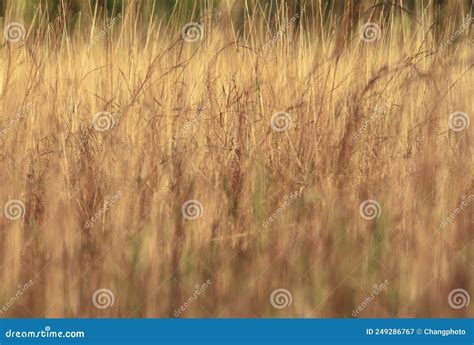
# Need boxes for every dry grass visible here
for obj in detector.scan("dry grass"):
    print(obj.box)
[0,0,473,318]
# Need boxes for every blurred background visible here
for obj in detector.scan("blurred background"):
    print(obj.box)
[0,0,472,319]
[1,0,473,31]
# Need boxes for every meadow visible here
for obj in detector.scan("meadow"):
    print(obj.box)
[0,0,473,317]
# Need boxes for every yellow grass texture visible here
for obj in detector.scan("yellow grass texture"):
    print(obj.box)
[0,1,473,317]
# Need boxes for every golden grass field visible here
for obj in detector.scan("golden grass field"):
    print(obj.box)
[0,0,473,318]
